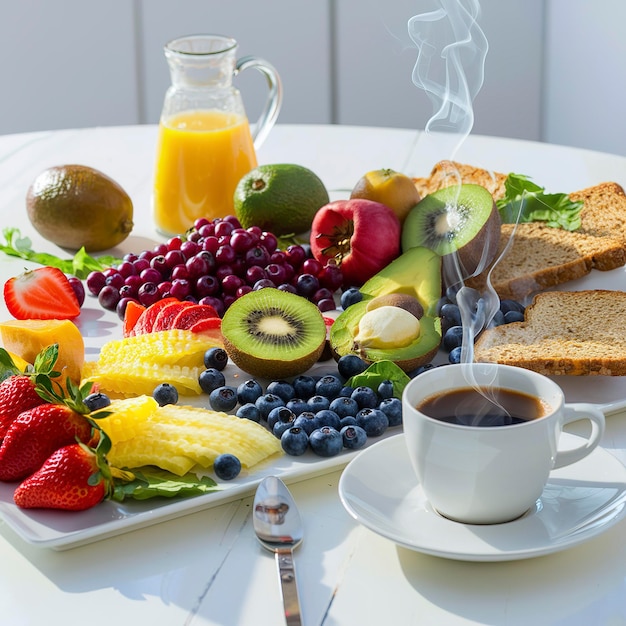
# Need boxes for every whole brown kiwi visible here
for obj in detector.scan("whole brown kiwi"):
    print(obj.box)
[365,293,424,319]
[26,164,133,252]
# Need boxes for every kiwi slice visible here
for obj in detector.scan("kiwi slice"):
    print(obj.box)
[401,184,501,278]
[221,288,327,378]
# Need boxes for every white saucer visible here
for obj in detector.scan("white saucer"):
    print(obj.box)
[338,433,626,562]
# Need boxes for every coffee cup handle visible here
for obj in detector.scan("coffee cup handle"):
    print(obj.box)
[553,403,606,470]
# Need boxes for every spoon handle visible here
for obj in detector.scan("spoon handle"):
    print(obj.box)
[275,547,303,626]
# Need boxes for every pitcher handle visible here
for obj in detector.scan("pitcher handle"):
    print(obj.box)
[235,56,283,150]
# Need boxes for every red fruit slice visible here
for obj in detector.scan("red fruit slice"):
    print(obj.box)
[123,300,146,337]
[188,317,223,343]
[151,301,196,332]
[132,297,179,335]
[3,267,81,320]
[171,304,220,330]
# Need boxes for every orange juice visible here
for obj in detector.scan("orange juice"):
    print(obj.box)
[153,110,257,235]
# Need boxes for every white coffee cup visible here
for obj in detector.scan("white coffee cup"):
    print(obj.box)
[402,363,605,524]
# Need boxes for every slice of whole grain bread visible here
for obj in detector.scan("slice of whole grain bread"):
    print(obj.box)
[473,290,626,376]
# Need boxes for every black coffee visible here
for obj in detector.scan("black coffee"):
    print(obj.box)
[417,387,548,427]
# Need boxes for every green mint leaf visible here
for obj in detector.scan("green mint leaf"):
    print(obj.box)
[0,227,122,278]
[111,468,219,501]
[347,360,410,399]
[0,348,21,381]
[496,173,583,231]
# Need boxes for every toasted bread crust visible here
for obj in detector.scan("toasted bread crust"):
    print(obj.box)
[474,290,626,376]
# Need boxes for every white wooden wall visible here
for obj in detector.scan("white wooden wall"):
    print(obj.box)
[0,0,624,157]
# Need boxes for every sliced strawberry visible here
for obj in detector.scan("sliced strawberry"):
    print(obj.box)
[151,301,196,332]
[132,297,179,335]
[123,300,146,337]
[3,267,81,320]
[171,304,220,330]
[188,317,222,342]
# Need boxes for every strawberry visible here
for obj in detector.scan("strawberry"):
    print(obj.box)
[0,376,45,439]
[13,442,112,511]
[0,345,61,439]
[0,403,93,481]
[3,266,81,320]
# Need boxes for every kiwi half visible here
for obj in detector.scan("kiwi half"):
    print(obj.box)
[221,288,327,378]
[401,183,501,279]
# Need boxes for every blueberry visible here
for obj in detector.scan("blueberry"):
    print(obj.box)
[267,379,295,402]
[351,386,378,409]
[440,302,462,327]
[307,394,330,412]
[504,310,525,323]
[153,383,179,406]
[313,409,341,431]
[237,379,263,405]
[84,392,111,412]
[337,354,368,379]
[338,385,354,397]
[255,393,285,420]
[488,309,506,327]
[500,299,525,315]
[213,453,241,480]
[329,396,360,418]
[268,406,296,431]
[281,427,309,456]
[340,287,362,310]
[273,417,296,438]
[315,374,343,399]
[449,346,462,364]
[377,379,394,400]
[309,426,343,457]
[236,402,261,422]
[407,363,435,378]
[292,375,317,399]
[339,415,358,428]
[443,325,464,352]
[209,386,238,412]
[356,407,389,437]
[293,411,318,435]
[203,347,228,371]
[340,425,368,450]
[199,368,226,394]
[378,397,402,427]
[285,397,309,416]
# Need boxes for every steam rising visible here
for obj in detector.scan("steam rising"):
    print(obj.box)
[408,0,488,160]
[409,0,505,404]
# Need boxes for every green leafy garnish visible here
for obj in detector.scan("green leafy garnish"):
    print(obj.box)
[111,467,219,501]
[496,173,583,231]
[347,360,410,399]
[0,227,122,278]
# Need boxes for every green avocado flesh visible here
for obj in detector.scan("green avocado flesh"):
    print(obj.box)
[330,246,443,371]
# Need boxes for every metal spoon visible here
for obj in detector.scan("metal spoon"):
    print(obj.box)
[253,476,304,626]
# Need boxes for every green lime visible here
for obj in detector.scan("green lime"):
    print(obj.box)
[234,163,329,235]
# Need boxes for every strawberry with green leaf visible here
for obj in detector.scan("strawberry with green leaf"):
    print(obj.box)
[0,345,61,439]
[3,266,81,320]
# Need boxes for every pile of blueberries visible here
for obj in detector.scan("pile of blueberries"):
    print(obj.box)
[198,347,402,459]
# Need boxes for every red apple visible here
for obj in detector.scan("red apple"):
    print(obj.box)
[310,199,401,287]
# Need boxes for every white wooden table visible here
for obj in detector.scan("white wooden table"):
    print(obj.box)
[1,124,626,625]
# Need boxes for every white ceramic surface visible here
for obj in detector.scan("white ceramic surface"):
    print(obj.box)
[339,434,626,562]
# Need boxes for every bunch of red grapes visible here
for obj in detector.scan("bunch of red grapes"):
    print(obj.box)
[86,215,344,319]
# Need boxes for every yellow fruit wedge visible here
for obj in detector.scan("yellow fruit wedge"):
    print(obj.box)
[0,319,84,383]
[105,402,282,476]
[92,395,159,445]
[82,329,222,397]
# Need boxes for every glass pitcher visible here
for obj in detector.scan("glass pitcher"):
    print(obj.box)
[153,34,282,236]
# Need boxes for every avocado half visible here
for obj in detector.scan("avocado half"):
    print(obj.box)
[330,246,442,371]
